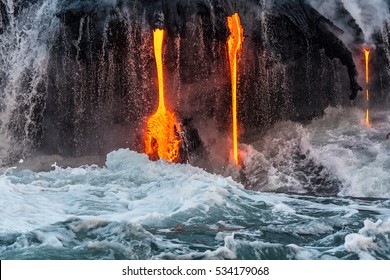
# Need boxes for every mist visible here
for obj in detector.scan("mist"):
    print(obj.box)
[309,0,390,42]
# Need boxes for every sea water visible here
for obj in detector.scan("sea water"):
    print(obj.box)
[1,107,390,260]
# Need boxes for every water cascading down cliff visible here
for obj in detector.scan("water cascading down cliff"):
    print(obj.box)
[1,0,389,169]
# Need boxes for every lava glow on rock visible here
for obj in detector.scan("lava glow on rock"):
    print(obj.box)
[145,29,181,163]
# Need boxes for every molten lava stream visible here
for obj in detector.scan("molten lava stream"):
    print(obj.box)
[364,49,370,85]
[364,48,370,126]
[227,13,244,165]
[145,29,181,163]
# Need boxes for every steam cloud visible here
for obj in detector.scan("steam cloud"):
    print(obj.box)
[309,0,390,42]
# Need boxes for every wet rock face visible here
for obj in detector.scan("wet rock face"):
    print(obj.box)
[267,0,362,100]
[0,1,8,34]
[159,0,234,32]
[372,23,390,106]
[3,0,366,160]
[43,0,237,156]
[39,0,364,157]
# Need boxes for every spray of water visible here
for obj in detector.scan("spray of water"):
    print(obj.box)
[0,0,59,165]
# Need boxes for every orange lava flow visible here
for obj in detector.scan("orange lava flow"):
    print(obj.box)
[145,29,181,163]
[364,49,370,85]
[227,13,244,165]
[364,48,370,126]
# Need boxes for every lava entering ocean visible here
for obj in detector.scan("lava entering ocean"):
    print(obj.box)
[227,13,244,165]
[145,29,181,163]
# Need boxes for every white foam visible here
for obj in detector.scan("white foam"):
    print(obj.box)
[272,203,296,215]
[305,108,390,198]
[241,107,390,198]
[344,234,377,253]
[0,149,249,232]
[0,175,68,232]
[1,148,389,261]
[344,219,390,259]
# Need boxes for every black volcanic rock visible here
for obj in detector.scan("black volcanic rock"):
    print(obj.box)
[0,0,372,164]
[38,0,364,157]
[0,1,8,34]
[160,0,234,33]
[371,22,390,106]
[268,0,362,100]
[179,117,213,171]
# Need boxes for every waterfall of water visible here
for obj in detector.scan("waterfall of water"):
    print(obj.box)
[0,0,59,165]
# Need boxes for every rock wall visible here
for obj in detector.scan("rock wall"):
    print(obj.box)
[3,0,389,165]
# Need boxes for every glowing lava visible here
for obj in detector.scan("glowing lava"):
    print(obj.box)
[227,13,244,165]
[364,49,370,85]
[364,48,370,126]
[145,29,181,163]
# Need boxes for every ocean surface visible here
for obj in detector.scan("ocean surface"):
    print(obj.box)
[1,107,390,260]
